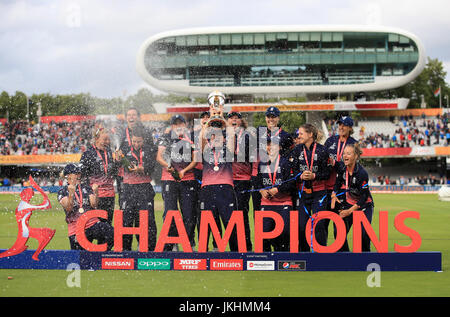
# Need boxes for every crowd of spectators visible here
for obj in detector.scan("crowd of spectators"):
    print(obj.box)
[371,174,447,186]
[0,119,165,155]
[0,175,63,187]
[0,120,97,155]
[1,114,448,189]
[358,113,450,149]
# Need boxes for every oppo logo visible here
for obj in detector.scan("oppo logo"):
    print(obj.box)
[138,259,171,270]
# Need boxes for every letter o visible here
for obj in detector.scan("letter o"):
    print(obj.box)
[305,211,346,253]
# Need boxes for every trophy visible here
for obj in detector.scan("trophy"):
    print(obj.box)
[206,91,227,129]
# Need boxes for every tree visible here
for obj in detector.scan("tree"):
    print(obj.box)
[372,57,449,108]
[125,88,156,114]
[252,111,306,134]
[0,91,11,119]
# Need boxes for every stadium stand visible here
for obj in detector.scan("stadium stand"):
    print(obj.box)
[326,111,449,149]
[0,118,165,156]
[0,109,448,191]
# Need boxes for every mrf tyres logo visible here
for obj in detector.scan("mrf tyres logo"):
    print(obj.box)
[278,261,306,271]
[174,259,207,270]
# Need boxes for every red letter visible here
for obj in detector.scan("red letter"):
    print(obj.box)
[254,210,284,253]
[155,210,192,252]
[198,210,247,252]
[290,210,299,253]
[76,209,108,252]
[353,210,389,253]
[114,209,149,252]
[394,211,421,253]
[305,211,346,253]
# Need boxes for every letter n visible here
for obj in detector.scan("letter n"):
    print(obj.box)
[114,209,149,252]
[353,210,388,253]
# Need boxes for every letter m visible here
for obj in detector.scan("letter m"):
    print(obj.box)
[198,210,247,252]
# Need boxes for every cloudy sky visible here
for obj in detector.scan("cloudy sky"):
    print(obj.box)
[1,0,449,98]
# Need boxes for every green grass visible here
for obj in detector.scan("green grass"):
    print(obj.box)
[1,193,449,297]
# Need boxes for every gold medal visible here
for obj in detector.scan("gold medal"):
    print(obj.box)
[79,208,85,213]
[213,166,219,172]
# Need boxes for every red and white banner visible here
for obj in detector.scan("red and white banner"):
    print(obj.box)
[362,146,450,158]
[165,98,409,114]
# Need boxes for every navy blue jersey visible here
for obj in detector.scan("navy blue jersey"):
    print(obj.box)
[257,127,294,157]
[158,130,196,181]
[334,162,374,209]
[117,125,155,154]
[324,135,358,190]
[57,183,99,236]
[256,154,295,206]
[289,142,331,192]
[324,135,358,163]
[202,141,234,187]
[80,145,120,197]
[233,127,257,181]
[122,144,156,184]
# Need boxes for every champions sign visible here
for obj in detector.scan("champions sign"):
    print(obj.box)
[74,209,421,254]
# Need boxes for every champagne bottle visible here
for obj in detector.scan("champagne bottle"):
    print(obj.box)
[121,155,133,172]
[167,163,181,181]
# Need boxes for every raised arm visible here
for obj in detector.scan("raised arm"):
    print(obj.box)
[28,176,51,210]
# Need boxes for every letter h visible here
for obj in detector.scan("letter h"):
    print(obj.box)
[114,209,149,252]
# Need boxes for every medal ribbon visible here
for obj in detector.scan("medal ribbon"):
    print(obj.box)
[131,147,143,168]
[267,154,280,186]
[212,148,220,170]
[126,127,131,147]
[336,138,347,162]
[93,145,108,174]
[235,128,244,156]
[303,142,317,171]
[179,133,193,144]
[74,184,83,208]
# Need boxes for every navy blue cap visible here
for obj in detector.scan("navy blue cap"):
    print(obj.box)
[338,116,354,127]
[227,111,242,119]
[199,111,210,118]
[170,114,186,125]
[265,106,280,117]
[63,163,81,176]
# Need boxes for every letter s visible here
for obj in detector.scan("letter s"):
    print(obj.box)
[394,211,421,253]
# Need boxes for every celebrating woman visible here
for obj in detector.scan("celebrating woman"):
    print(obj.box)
[156,115,198,251]
[256,138,296,251]
[198,120,239,251]
[331,143,374,252]
[80,126,121,224]
[290,123,331,252]
[58,164,114,251]
[323,116,358,239]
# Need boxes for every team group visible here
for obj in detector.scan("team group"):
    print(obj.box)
[58,91,374,253]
